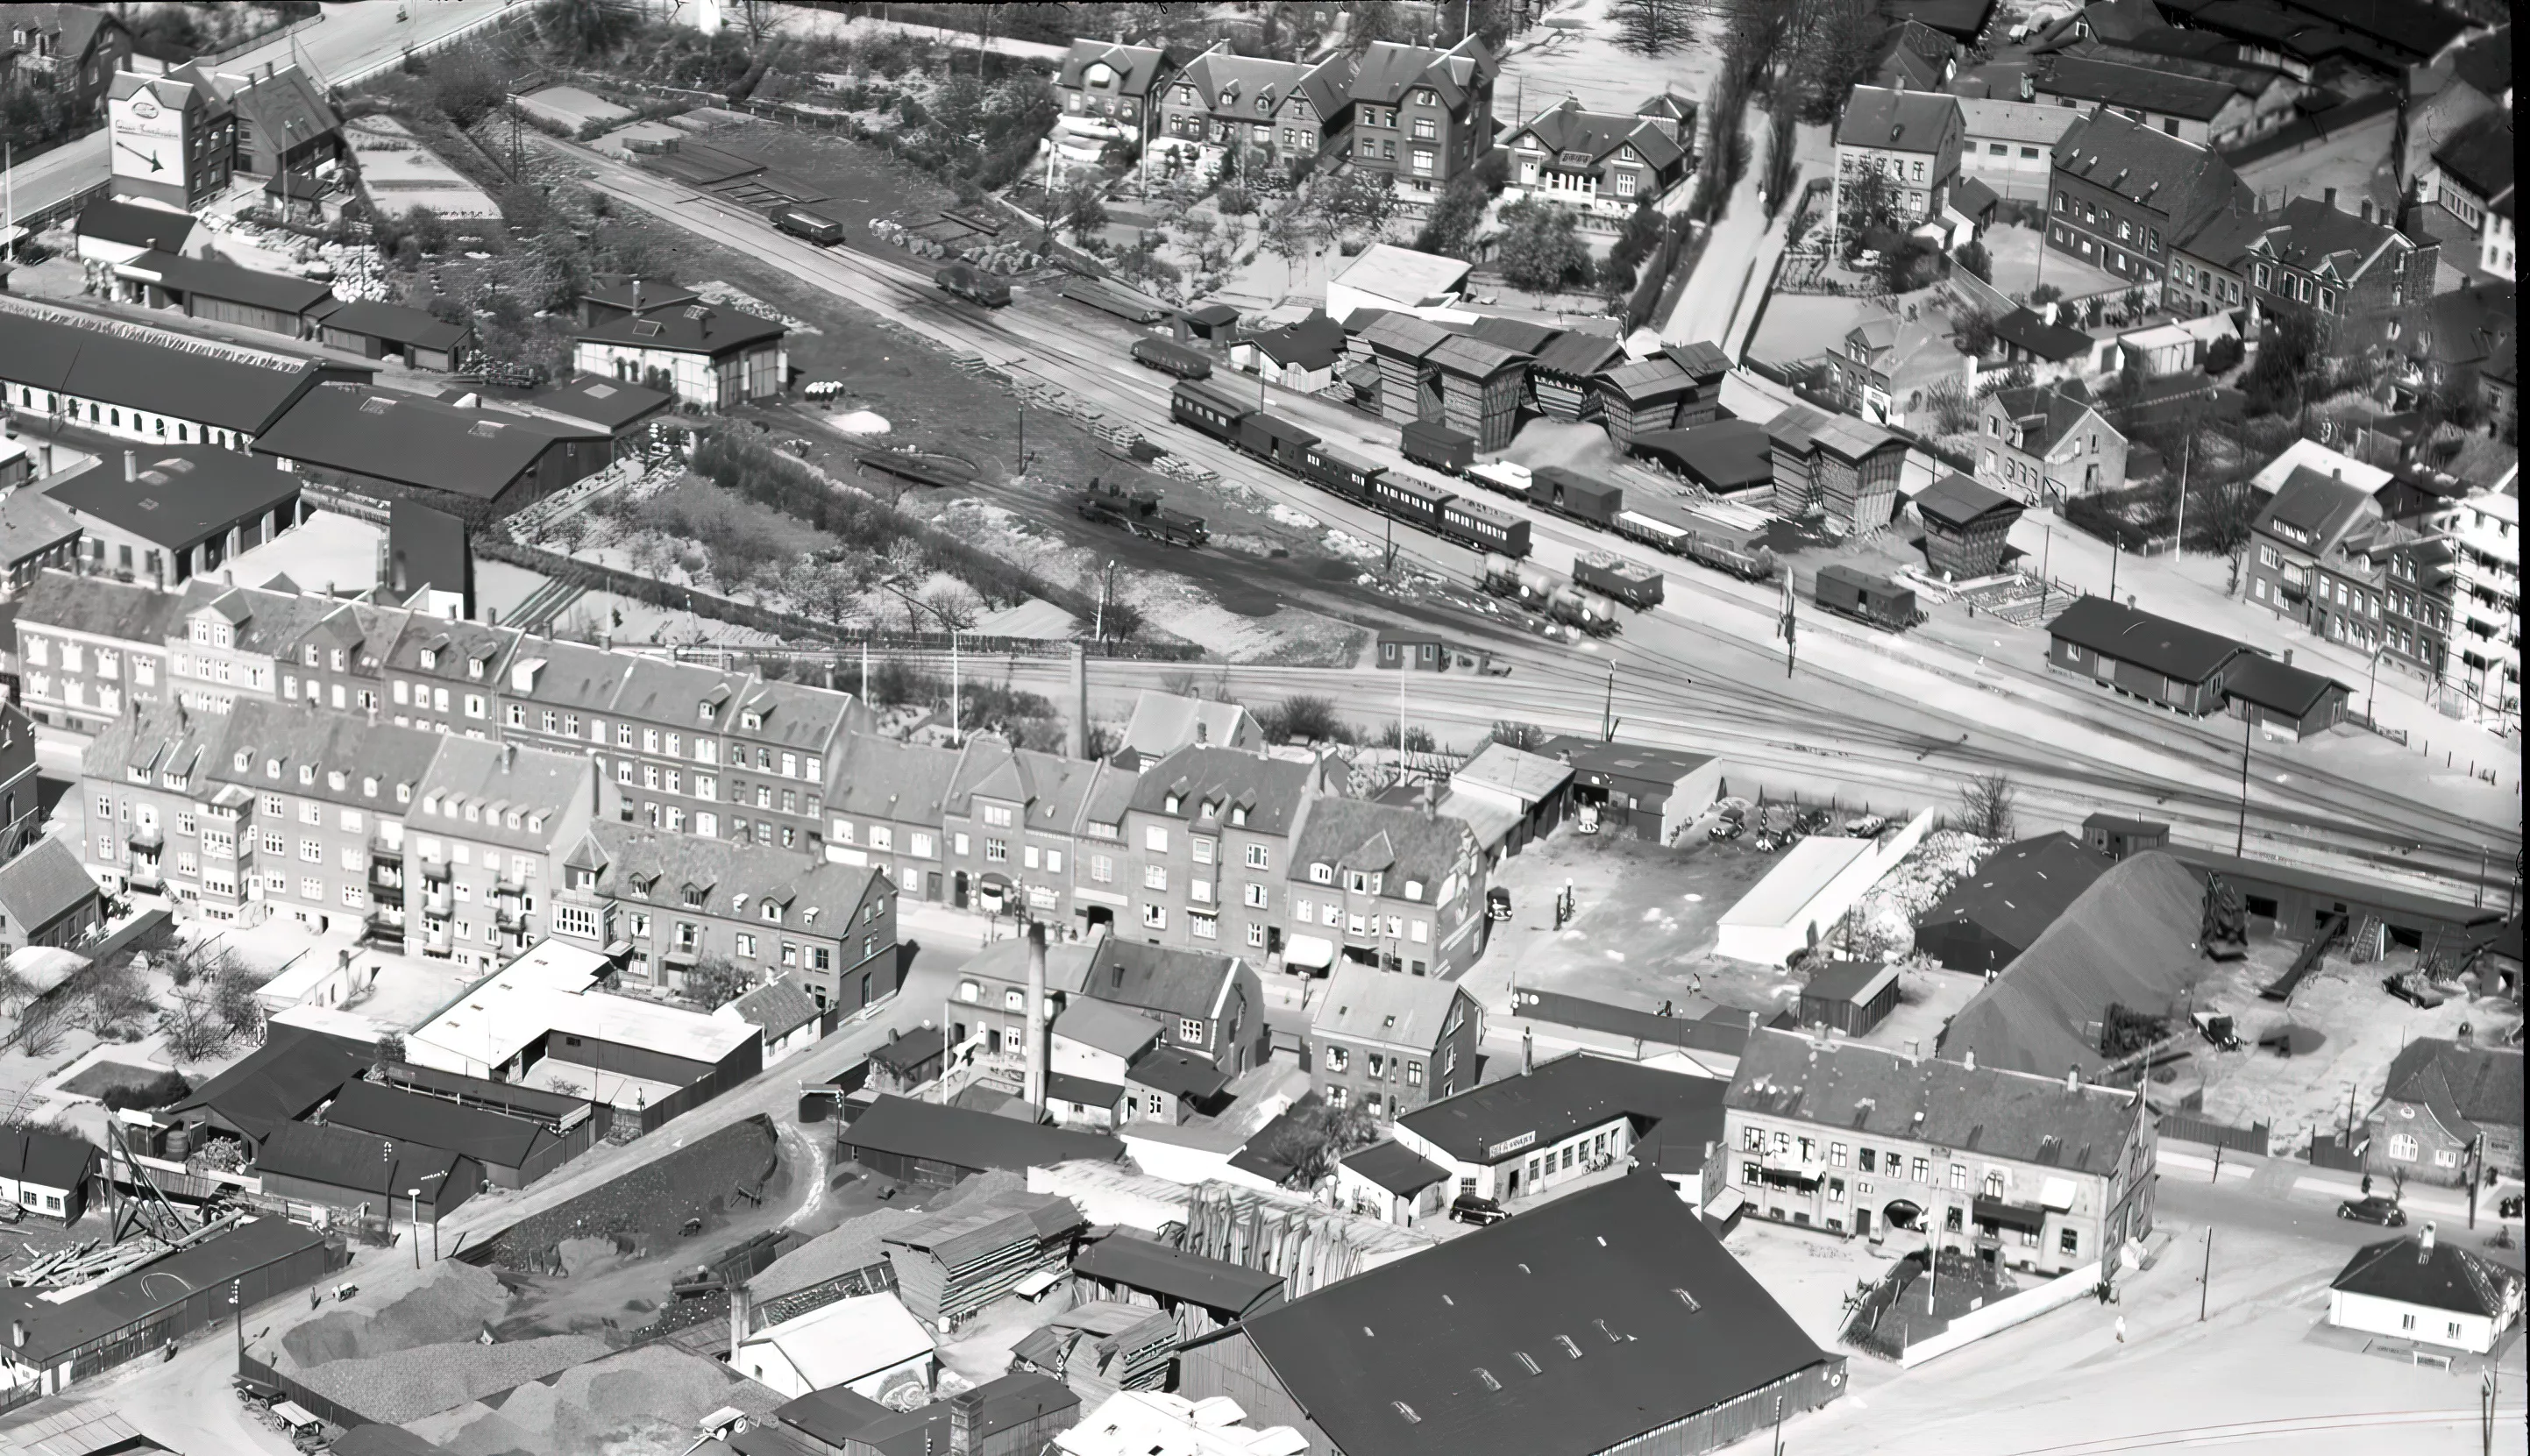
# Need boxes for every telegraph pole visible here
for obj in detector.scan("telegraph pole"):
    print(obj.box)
[1601,662,1616,741]
[2234,712,2252,855]
[1778,579,1797,678]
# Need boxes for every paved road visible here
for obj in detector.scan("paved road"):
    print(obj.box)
[4,0,532,227]
[537,129,2512,899]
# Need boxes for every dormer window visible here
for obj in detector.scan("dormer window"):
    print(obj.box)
[684,886,706,908]
[361,777,378,797]
[234,750,251,771]
[742,711,763,730]
[505,812,522,830]
[763,900,782,923]
[419,649,437,671]
[297,766,315,785]
[1311,863,1333,884]
[527,814,543,834]
[328,771,346,792]
[700,703,716,723]
[466,659,484,680]
[1164,793,1183,813]
[1230,806,1248,827]
[397,784,412,804]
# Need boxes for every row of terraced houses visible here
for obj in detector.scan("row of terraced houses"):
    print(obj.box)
[24,571,1497,991]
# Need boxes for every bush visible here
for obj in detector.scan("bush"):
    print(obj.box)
[1259,694,1350,744]
[1494,199,1592,293]
[101,1069,194,1112]
[2205,333,2243,374]
[1954,238,1992,283]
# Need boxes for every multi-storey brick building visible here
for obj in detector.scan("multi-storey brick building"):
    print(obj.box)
[555,821,898,1012]
[2246,466,2384,625]
[167,579,330,716]
[206,697,442,940]
[2234,197,2433,356]
[2046,108,2249,291]
[1307,962,1482,1120]
[82,700,228,911]
[1283,797,1487,980]
[15,572,180,733]
[1973,380,2129,503]
[1341,38,1496,202]
[408,736,604,971]
[275,600,405,717]
[1052,39,1172,174]
[825,732,960,904]
[386,613,513,738]
[1725,1030,2155,1276]
[1117,746,1328,960]
[1833,86,1965,231]
[1150,44,1342,183]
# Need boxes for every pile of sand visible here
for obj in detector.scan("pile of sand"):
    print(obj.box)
[411,1346,786,1456]
[279,1261,515,1369]
[291,1333,612,1424]
[832,409,891,435]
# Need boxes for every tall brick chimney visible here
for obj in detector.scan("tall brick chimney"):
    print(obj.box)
[1024,920,1048,1113]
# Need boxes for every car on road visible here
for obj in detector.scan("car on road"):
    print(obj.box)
[1451,1194,1510,1226]
[2336,1196,2407,1226]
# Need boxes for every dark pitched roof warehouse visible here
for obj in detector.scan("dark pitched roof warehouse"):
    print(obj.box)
[573,302,785,356]
[2223,653,2346,718]
[1915,832,2116,974]
[254,1119,470,1196]
[45,444,302,553]
[0,305,354,435]
[1200,1175,1833,1456]
[318,1079,555,1171]
[1072,1231,1285,1317]
[252,384,603,500]
[2046,595,2243,683]
[838,1096,1124,1174]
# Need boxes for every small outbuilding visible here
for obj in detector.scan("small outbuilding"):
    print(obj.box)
[735,1290,937,1402]
[2327,1229,2524,1355]
[1630,418,1774,496]
[317,301,475,372]
[0,839,103,955]
[2081,813,2170,862]
[2223,653,2350,741]
[1913,471,2023,579]
[1796,959,1901,1035]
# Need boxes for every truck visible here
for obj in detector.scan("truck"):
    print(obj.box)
[1573,551,1664,608]
[1077,478,1208,547]
[935,261,1012,307]
[1812,565,1920,630]
[773,208,847,245]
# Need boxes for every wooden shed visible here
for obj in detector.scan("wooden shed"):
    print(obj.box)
[1595,353,1695,447]
[2223,653,2351,742]
[1358,313,1456,424]
[1426,333,1529,450]
[1913,472,2024,579]
[2081,813,2170,862]
[1528,330,1625,420]
[1796,960,1900,1036]
[1766,404,1905,531]
[880,1189,1088,1332]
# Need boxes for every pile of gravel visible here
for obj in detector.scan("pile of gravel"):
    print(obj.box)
[291,1333,612,1424]
[278,1261,515,1370]
[415,1346,785,1456]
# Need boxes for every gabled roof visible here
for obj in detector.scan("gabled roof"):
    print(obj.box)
[1170,48,1318,117]
[2331,1236,2523,1317]
[1347,36,1494,108]
[2382,1038,2523,1131]
[728,974,823,1041]
[203,698,433,813]
[1468,315,1562,357]
[1988,380,2105,453]
[572,301,785,355]
[319,1078,554,1171]
[1426,332,1527,380]
[1124,1043,1232,1101]
[1765,402,1901,463]
[0,839,97,935]
[1058,39,1169,96]
[1730,1026,2142,1173]
[1129,745,1317,835]
[2044,595,2243,683]
[2050,107,2247,235]
[1400,1052,1723,1163]
[321,300,470,352]
[778,1372,1077,1456]
[1310,962,1468,1049]
[1072,1231,1284,1318]
[1340,1139,1450,1197]
[2256,466,2380,549]
[526,374,676,432]
[1333,245,1474,309]
[1954,96,2085,147]
[743,1290,935,1391]
[1357,310,1461,359]
[1915,832,2116,972]
[411,736,590,853]
[0,1217,326,1366]
[0,302,354,435]
[1289,798,1471,895]
[1209,1175,1828,1456]
[0,479,81,565]
[1835,85,1961,152]
[1447,742,1575,806]
[881,1188,1085,1269]
[2036,55,2241,119]
[167,1022,373,1142]
[1989,307,2096,362]
[839,1096,1123,1174]
[2245,196,2409,281]
[2432,110,2512,202]
[121,249,332,315]
[46,444,302,554]
[0,1126,95,1193]
[1247,310,1347,371]
[254,383,602,500]
[2223,653,2347,718]
[1063,939,1243,1023]
[1530,327,1627,378]
[254,1118,470,1195]
[1508,97,1688,176]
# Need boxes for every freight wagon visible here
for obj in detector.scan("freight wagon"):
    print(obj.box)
[1814,565,1920,630]
[1060,275,1173,323]
[1478,554,1619,636]
[1466,460,1533,501]
[1130,336,1213,380]
[935,262,1012,307]
[1574,551,1665,608]
[1528,465,1626,528]
[1237,410,1322,473]
[1399,419,1475,475]
[774,208,847,244]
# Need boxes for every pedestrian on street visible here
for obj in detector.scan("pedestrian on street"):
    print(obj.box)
[2114,1316,2127,1344]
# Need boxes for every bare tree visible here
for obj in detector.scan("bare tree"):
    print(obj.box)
[1267,1100,1382,1188]
[1958,773,2017,841]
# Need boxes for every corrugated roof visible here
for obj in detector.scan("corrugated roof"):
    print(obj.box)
[1215,1175,1828,1456]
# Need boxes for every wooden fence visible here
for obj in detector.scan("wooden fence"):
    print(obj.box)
[2160,1097,2271,1157]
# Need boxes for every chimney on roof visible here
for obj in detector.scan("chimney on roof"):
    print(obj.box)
[949,1389,986,1456]
[124,450,136,482]
[2066,1065,2082,1091]
[633,279,643,312]
[1024,920,1048,1114]
[501,742,516,772]
[1963,1049,1975,1071]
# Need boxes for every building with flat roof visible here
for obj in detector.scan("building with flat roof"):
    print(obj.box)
[1536,735,1722,843]
[1716,819,1927,968]
[1389,1050,1727,1209]
[1176,1175,1843,1456]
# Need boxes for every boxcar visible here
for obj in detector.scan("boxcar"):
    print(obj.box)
[1615,502,1695,554]
[774,208,846,244]
[1467,460,1533,500]
[1529,465,1625,528]
[1814,564,1919,629]
[1399,418,1475,475]
[1299,440,1385,503]
[1171,379,1254,444]
[1237,410,1321,472]
[1131,336,1213,380]
[1441,495,1530,558]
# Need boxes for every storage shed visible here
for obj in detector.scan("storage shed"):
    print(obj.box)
[2044,595,2245,715]
[113,250,334,339]
[317,301,475,372]
[837,1097,1125,1188]
[1528,329,1625,420]
[1070,1230,1286,1338]
[1796,960,1901,1035]
[1357,312,1456,423]
[1631,419,1774,496]
[1767,404,1905,530]
[1913,472,2023,579]
[1426,333,1529,450]
[880,1189,1087,1332]
[2080,813,2170,862]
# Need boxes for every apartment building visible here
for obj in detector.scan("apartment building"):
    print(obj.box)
[2447,488,2519,728]
[1052,938,1267,1079]
[1834,86,1965,230]
[937,737,1099,924]
[1115,746,1328,959]
[167,579,331,715]
[408,737,605,971]
[1052,39,1172,173]
[0,4,133,123]
[15,571,181,733]
[385,614,514,737]
[1342,38,1496,201]
[1150,44,1343,182]
[2233,197,2432,354]
[2046,108,2249,289]
[1724,1030,2156,1276]
[205,698,442,940]
[1283,797,1487,980]
[826,732,962,905]
[81,700,229,910]
[274,600,405,717]
[2246,466,2384,623]
[555,822,898,1012]
[1306,962,1482,1120]
[1501,95,1692,227]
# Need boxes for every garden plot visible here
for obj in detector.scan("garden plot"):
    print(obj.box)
[345,114,501,220]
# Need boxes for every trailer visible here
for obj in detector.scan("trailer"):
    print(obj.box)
[774,208,847,245]
[1399,419,1475,475]
[1061,275,1173,324]
[1574,551,1665,608]
[857,450,977,490]
[1078,478,1208,546]
[1529,465,1625,528]
[1466,460,1532,501]
[935,262,1012,307]
[1131,336,1213,380]
[1813,564,1919,630]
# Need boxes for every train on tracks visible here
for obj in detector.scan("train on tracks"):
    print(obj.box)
[1460,461,1779,585]
[1077,478,1208,547]
[1169,380,1531,560]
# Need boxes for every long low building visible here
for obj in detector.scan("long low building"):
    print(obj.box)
[0,298,368,451]
[1716,812,1931,967]
[252,381,611,516]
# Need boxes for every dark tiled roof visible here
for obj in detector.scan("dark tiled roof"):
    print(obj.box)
[1072,1231,1284,1317]
[0,1126,95,1192]
[2249,196,2409,280]
[1310,962,1469,1049]
[1067,939,1242,1023]
[1530,328,1626,378]
[0,305,349,435]
[167,1023,372,1142]
[2331,1236,2524,1317]
[838,1096,1123,1174]
[1340,1138,1449,1196]
[1989,308,2095,361]
[527,374,676,431]
[1988,380,2102,454]
[730,974,822,1040]
[254,383,602,500]
[1398,1052,1724,1163]
[321,300,470,352]
[1468,315,1562,356]
[1290,798,1473,898]
[75,198,195,250]
[1509,98,1686,175]
[1835,86,1961,152]
[2051,108,2246,236]
[2037,56,2239,119]
[1630,419,1774,489]
[1915,832,2116,973]
[1914,471,2022,528]
[1216,1175,1830,1456]
[1124,1044,1231,1100]
[0,839,98,934]
[46,444,301,553]
[125,249,331,315]
[319,1079,554,1171]
[1348,37,1493,108]
[2383,1038,2523,1130]
[573,302,785,356]
[1730,1027,2142,1174]
[1130,745,1317,835]
[1058,38,1169,95]
[2256,466,2377,547]
[2045,594,2243,683]
[254,1118,470,1197]
[2433,110,2512,202]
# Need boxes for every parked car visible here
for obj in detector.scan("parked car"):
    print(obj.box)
[2336,1196,2407,1226]
[1451,1194,1510,1226]
[2383,971,2447,1009]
